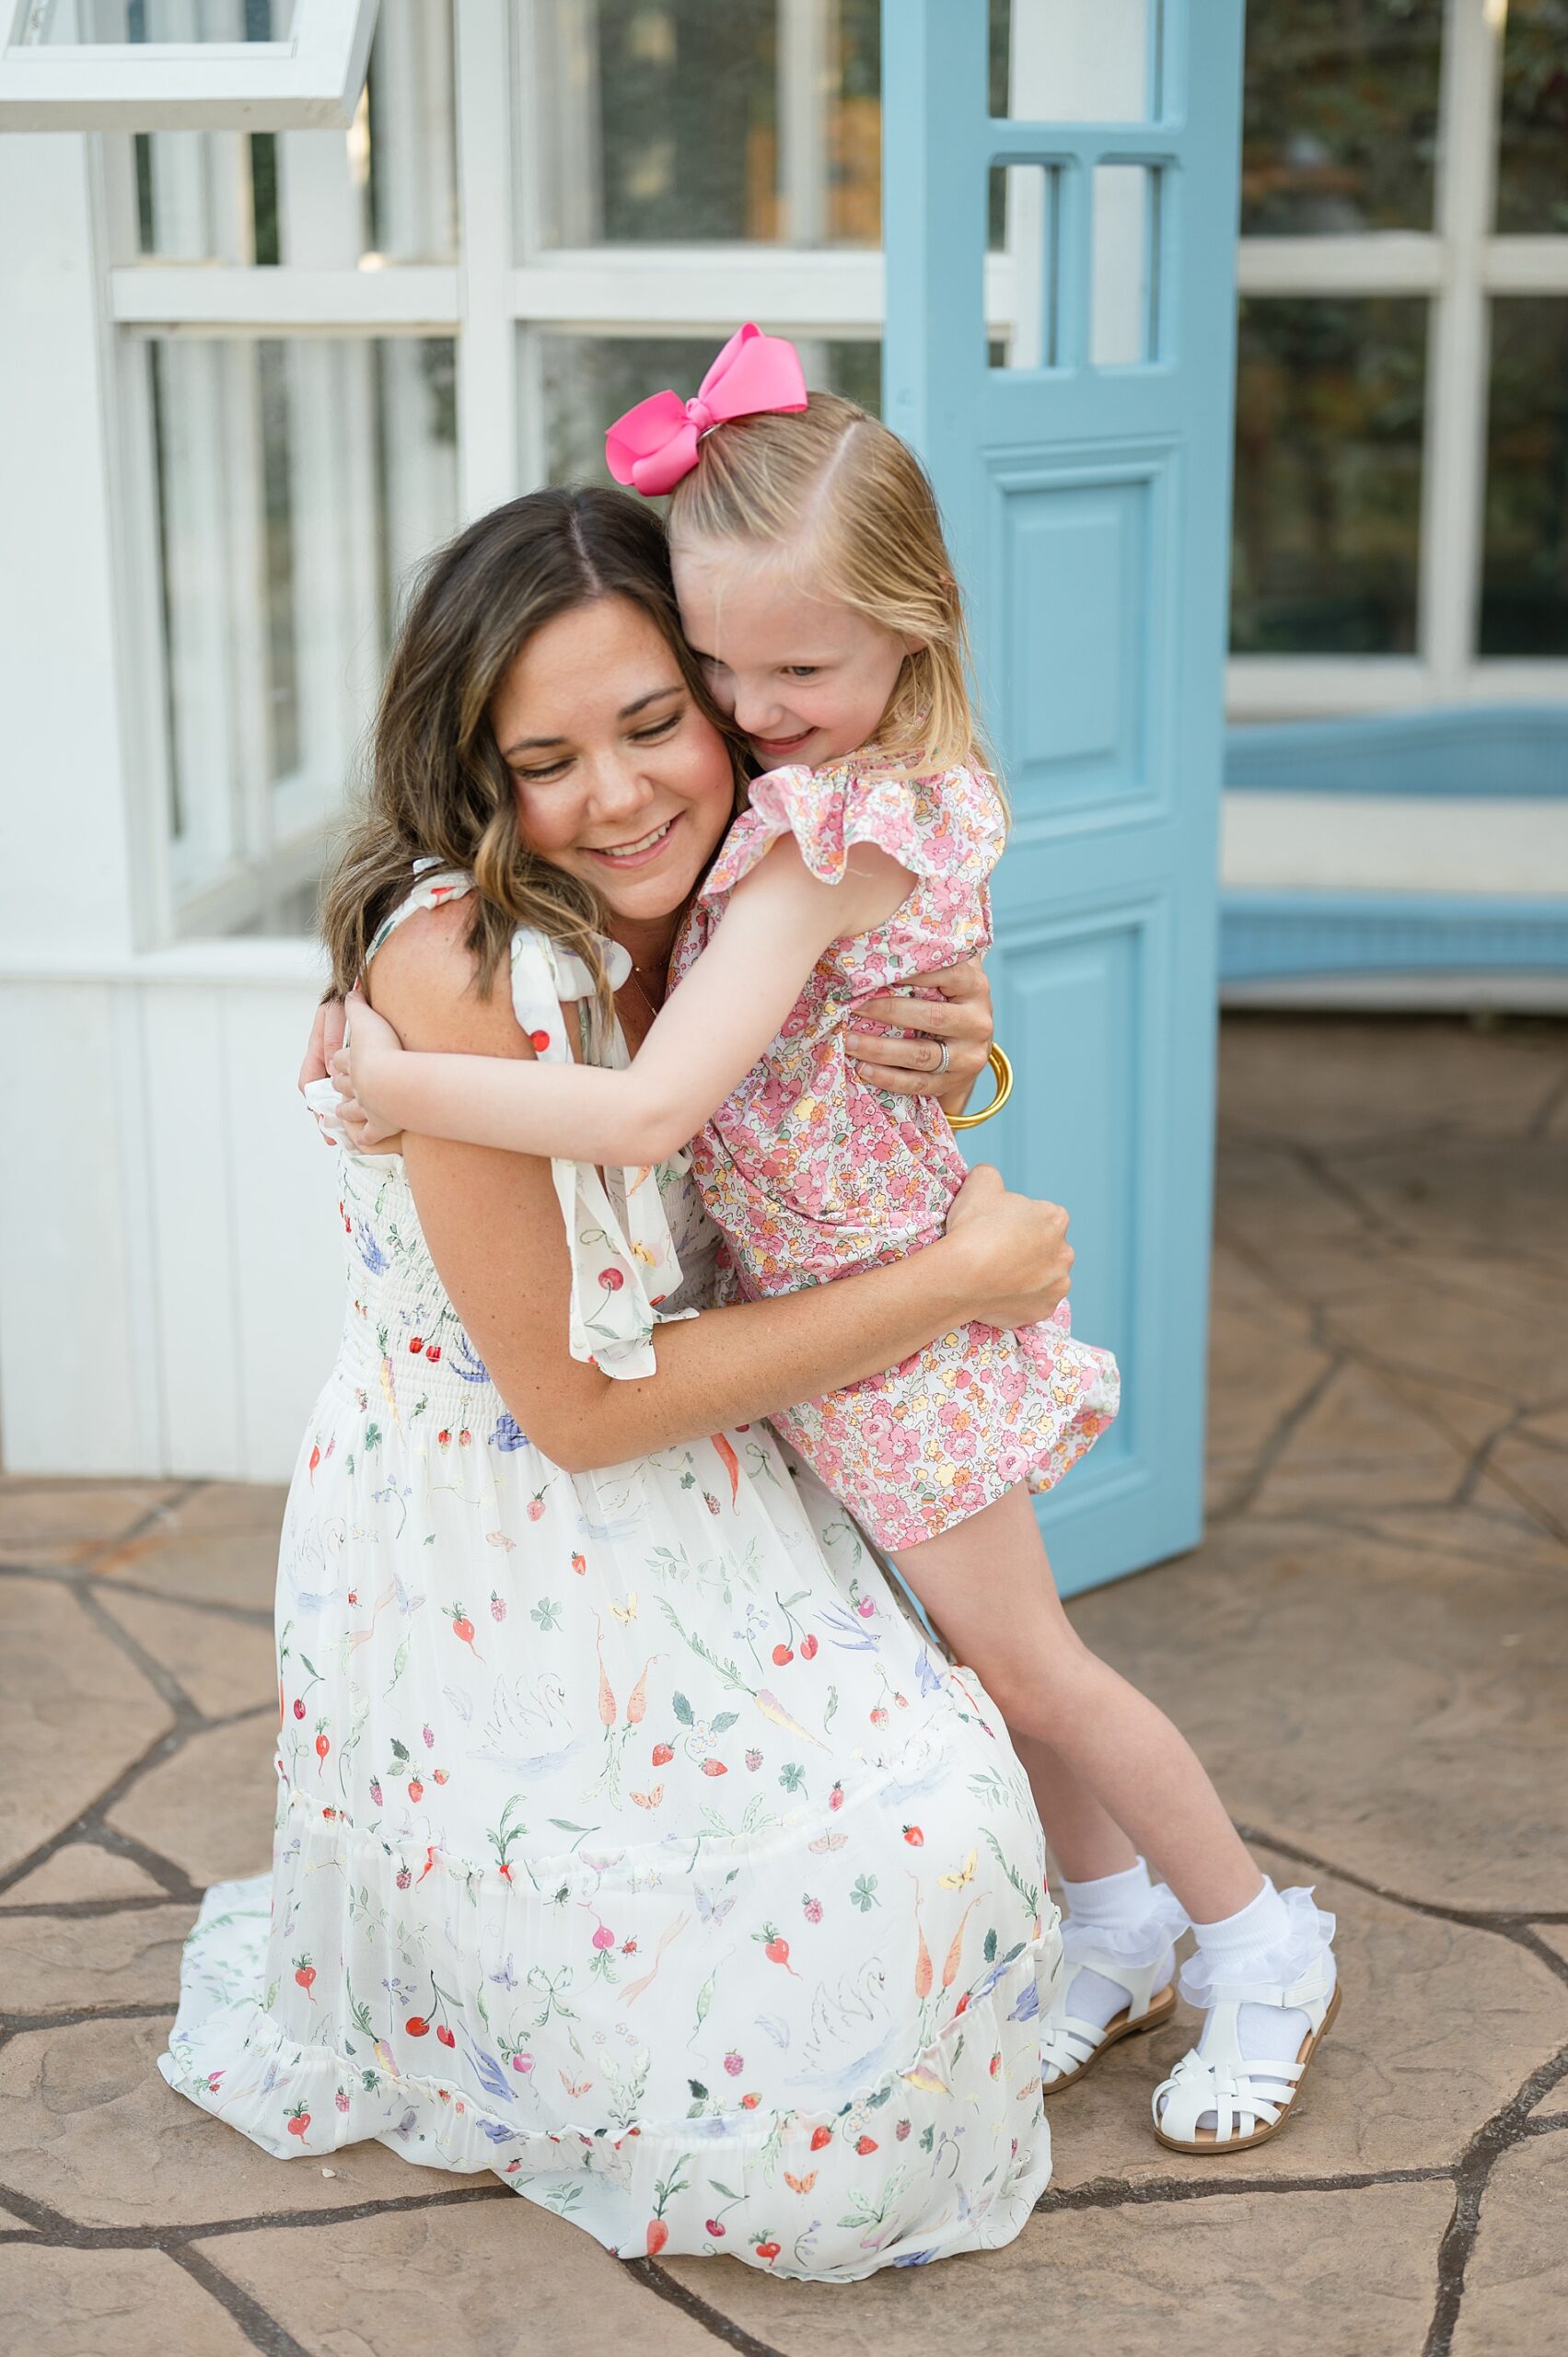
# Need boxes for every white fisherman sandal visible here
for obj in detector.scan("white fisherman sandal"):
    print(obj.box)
[1040,1884,1189,2094]
[1152,1890,1339,2154]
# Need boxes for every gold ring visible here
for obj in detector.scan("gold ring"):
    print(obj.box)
[948,1043,1014,1130]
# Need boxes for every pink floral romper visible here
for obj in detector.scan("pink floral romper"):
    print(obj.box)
[671,755,1121,1551]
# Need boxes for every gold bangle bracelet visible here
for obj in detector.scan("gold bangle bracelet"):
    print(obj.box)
[948,1043,1014,1130]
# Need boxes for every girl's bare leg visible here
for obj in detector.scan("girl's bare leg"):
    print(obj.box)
[1009,1731,1136,1885]
[891,1484,1260,1922]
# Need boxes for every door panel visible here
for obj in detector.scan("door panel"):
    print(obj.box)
[883,0,1246,1592]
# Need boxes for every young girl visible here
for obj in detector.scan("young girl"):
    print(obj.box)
[336,327,1339,2153]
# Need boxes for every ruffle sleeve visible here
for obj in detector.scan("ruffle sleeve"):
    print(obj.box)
[507,926,697,1382]
[702,758,1005,903]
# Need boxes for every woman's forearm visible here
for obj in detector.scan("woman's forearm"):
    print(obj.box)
[540,1239,981,1472]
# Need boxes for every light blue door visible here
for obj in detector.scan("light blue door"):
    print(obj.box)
[883,0,1246,1596]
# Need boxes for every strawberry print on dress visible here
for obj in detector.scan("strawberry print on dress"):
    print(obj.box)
[673,759,1121,1550]
[157,872,1065,2281]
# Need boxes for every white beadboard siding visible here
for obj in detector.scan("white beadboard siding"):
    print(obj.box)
[0,958,343,1482]
[0,982,151,1474]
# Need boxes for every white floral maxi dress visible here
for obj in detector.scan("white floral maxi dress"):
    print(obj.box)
[158,875,1063,2282]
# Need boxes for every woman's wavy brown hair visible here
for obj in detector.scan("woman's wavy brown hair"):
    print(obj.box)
[321,487,746,1008]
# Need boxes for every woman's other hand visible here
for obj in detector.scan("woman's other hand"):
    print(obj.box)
[299,997,353,1148]
[844,953,993,1116]
[299,997,346,1113]
[300,992,404,1155]
[324,990,404,1153]
[943,1164,1074,1331]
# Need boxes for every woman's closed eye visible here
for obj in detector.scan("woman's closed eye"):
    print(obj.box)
[630,712,682,746]
[512,712,682,783]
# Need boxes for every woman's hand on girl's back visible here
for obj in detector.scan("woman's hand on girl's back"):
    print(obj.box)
[844,953,993,1114]
[943,1164,1074,1331]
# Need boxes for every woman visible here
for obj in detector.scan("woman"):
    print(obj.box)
[157,490,1076,2280]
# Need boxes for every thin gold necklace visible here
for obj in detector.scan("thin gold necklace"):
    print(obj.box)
[621,963,664,1028]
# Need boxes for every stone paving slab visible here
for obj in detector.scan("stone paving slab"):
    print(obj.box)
[0,1842,167,1906]
[93,1586,277,1721]
[1070,1516,1568,1913]
[0,2246,261,2357]
[89,1526,283,1614]
[1451,2135,1568,2357]
[1305,1256,1568,1412]
[1,1575,173,1883]
[661,2181,1458,2357]
[102,1713,278,1888]
[1331,1135,1568,1266]
[1307,1500,1567,1581]
[196,2197,722,2357]
[0,1901,199,2014]
[0,1012,1563,2356]
[1044,1851,1568,2189]
[153,1483,292,1540]
[1482,1435,1568,1543]
[0,1481,182,1564]
[1216,1015,1568,1145]
[1248,1358,1470,1517]
[0,2014,480,2231]
[1210,1140,1374,1252]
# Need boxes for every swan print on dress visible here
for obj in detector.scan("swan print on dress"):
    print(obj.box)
[158,873,1063,2279]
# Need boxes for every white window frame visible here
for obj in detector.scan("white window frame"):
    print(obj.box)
[1228,0,1568,720]
[105,0,905,943]
[98,0,1568,945]
[0,0,378,130]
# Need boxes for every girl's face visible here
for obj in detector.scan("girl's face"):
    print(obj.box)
[671,536,917,772]
[491,595,738,940]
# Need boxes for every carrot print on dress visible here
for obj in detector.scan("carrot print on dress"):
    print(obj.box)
[157,871,1063,2281]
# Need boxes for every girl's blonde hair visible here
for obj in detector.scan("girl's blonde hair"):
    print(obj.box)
[668,390,992,781]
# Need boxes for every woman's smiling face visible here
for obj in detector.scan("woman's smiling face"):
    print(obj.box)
[491,594,738,938]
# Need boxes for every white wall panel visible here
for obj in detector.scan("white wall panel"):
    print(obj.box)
[225,987,345,1481]
[0,984,149,1473]
[140,984,242,1476]
[0,967,344,1483]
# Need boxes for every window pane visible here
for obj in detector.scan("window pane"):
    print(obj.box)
[130,0,455,264]
[528,0,881,249]
[989,0,1155,121]
[148,334,458,927]
[1494,0,1568,234]
[1230,298,1427,655]
[23,0,293,39]
[1240,0,1443,234]
[987,165,1057,363]
[533,331,880,488]
[1480,300,1568,656]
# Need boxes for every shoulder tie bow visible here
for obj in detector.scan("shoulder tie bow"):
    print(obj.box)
[604,323,808,497]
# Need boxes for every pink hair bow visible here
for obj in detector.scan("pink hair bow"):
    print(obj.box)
[604,323,808,497]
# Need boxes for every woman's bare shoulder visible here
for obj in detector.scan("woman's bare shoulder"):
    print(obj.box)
[367,900,534,1061]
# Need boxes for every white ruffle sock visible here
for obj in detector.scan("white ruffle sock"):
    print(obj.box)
[1057,1855,1187,2030]
[1168,1878,1337,2129]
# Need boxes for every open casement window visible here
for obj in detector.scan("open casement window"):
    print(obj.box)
[0,0,377,131]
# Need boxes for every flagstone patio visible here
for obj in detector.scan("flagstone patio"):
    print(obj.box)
[3,1013,1566,2357]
